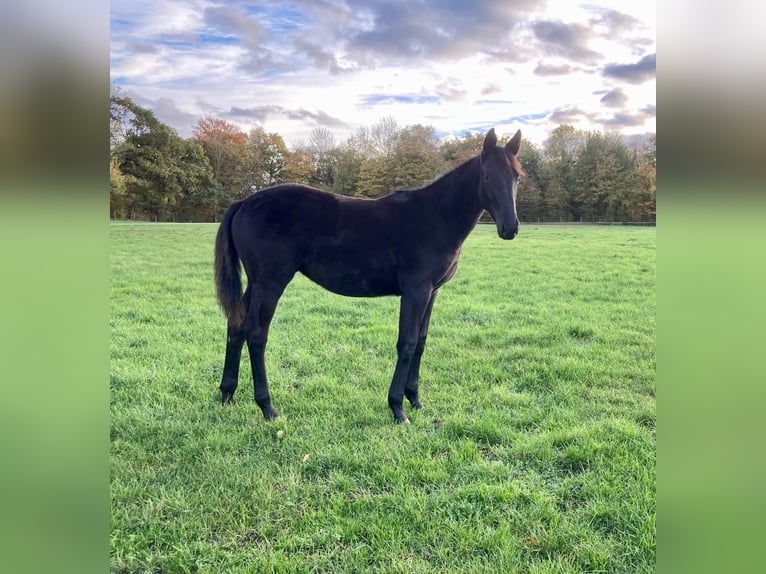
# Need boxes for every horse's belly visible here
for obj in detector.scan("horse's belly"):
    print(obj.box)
[299,252,400,297]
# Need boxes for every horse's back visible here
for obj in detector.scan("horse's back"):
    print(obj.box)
[234,184,340,239]
[233,184,408,243]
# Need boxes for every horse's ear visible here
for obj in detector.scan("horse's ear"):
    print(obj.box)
[505,129,522,157]
[482,128,497,158]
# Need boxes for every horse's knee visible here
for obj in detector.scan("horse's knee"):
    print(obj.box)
[396,339,417,359]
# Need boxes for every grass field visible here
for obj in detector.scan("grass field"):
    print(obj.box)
[110,223,655,573]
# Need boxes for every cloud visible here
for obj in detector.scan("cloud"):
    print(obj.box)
[126,91,200,137]
[361,94,440,106]
[531,20,600,63]
[228,105,282,122]
[508,112,548,124]
[292,36,350,74]
[128,42,161,55]
[111,1,655,145]
[203,4,281,73]
[284,108,348,128]
[203,4,268,44]
[227,105,347,128]
[434,79,467,102]
[533,62,578,76]
[344,0,543,65]
[603,53,656,84]
[600,87,629,108]
[600,111,648,128]
[548,106,589,124]
[587,6,641,34]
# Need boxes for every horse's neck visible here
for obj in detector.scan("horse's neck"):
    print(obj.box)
[424,157,483,244]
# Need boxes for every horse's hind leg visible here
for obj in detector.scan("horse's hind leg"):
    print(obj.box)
[220,286,251,404]
[245,281,289,420]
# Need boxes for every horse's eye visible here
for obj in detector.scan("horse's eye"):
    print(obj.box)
[483,173,490,182]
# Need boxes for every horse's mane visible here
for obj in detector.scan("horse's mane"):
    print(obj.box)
[390,148,524,197]
[508,153,525,177]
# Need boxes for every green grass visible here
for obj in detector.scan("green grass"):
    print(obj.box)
[110,223,655,573]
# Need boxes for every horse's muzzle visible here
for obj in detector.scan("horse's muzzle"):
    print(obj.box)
[497,222,518,240]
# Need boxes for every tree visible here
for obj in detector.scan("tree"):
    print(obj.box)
[442,132,484,168]
[516,141,544,222]
[193,115,248,219]
[543,125,585,220]
[109,90,657,223]
[193,116,247,186]
[370,117,400,159]
[356,157,390,198]
[634,133,656,221]
[542,175,571,221]
[110,87,132,156]
[172,138,217,221]
[110,157,128,219]
[573,131,640,222]
[331,145,364,196]
[391,124,444,189]
[282,149,314,184]
[111,96,215,221]
[245,127,288,192]
[308,127,337,189]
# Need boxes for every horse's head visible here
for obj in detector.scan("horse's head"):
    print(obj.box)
[478,128,523,240]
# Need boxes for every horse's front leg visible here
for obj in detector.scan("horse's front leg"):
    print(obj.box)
[404,291,437,411]
[388,287,433,424]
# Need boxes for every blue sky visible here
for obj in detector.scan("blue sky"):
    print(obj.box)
[110,0,655,147]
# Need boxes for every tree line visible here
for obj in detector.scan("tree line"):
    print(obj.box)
[110,95,655,223]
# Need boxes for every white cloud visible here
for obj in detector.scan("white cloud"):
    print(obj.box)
[110,0,655,146]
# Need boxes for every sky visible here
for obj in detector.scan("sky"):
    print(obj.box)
[110,0,655,148]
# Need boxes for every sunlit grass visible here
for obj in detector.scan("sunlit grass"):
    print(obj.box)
[111,223,655,573]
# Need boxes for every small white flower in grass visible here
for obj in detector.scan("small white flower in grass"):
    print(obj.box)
[276,430,285,439]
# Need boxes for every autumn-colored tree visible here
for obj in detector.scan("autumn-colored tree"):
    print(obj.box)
[109,88,656,223]
[282,149,315,184]
[192,115,248,218]
[441,133,484,169]
[356,157,390,198]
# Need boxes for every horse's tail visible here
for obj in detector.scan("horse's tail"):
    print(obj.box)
[214,200,246,327]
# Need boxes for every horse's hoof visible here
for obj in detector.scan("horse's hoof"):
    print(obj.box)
[395,416,411,425]
[411,401,424,410]
[263,408,280,421]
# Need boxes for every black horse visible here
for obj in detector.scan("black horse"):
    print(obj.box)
[214,128,523,423]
